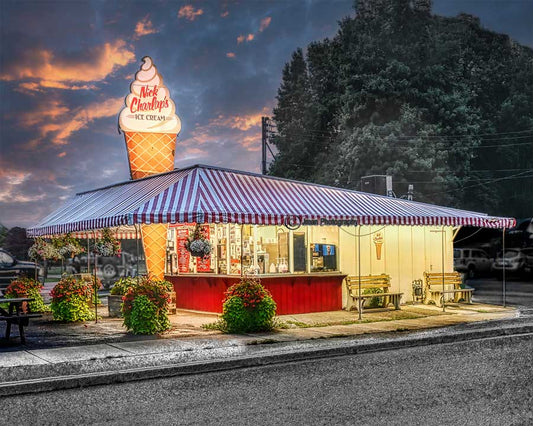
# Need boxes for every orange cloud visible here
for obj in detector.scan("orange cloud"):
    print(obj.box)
[259,17,271,32]
[18,100,69,127]
[17,97,123,146]
[58,152,67,158]
[221,11,229,18]
[53,97,124,145]
[210,112,263,131]
[0,39,135,91]
[226,52,236,58]
[178,5,204,21]
[238,133,261,152]
[134,15,158,38]
[237,33,255,44]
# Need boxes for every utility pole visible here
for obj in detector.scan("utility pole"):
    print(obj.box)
[261,117,268,175]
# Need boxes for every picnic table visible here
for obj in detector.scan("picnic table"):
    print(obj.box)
[0,297,42,344]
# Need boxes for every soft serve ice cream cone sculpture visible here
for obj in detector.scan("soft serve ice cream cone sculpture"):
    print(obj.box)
[119,57,181,279]
[119,56,181,179]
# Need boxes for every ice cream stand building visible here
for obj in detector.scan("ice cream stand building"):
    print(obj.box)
[28,57,515,315]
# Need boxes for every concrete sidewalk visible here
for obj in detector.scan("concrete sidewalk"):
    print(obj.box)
[1,303,531,396]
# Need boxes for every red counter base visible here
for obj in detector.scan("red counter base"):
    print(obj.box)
[166,274,345,315]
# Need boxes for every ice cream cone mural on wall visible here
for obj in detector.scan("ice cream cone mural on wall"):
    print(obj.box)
[119,56,181,278]
[119,56,181,179]
[373,232,384,260]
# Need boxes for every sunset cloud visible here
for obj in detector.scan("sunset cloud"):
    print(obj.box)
[246,34,255,42]
[259,17,271,32]
[237,35,245,44]
[17,97,123,146]
[0,39,135,90]
[52,97,124,145]
[58,152,67,158]
[134,15,158,38]
[210,112,264,131]
[226,52,236,58]
[178,5,204,21]
[221,11,229,18]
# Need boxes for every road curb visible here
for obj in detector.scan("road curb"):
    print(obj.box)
[2,322,533,397]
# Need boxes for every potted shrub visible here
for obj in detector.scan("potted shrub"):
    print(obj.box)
[219,277,277,333]
[4,277,50,313]
[185,224,212,258]
[108,277,138,318]
[50,275,96,322]
[122,276,173,334]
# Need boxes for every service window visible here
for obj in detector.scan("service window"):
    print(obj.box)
[254,226,289,274]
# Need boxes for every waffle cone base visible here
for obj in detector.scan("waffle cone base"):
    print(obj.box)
[125,132,177,180]
[141,223,167,280]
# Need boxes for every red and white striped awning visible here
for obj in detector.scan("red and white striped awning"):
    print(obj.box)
[27,164,515,237]
[41,227,139,240]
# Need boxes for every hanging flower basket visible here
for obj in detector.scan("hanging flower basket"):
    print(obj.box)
[52,233,85,258]
[93,228,121,257]
[28,237,60,262]
[185,224,212,259]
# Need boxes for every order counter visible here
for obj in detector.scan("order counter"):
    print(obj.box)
[165,273,346,315]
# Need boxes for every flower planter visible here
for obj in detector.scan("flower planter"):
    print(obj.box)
[107,294,123,317]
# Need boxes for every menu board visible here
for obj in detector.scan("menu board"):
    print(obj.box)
[176,227,190,273]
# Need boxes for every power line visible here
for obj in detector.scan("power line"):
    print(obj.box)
[268,124,533,139]
[425,170,533,196]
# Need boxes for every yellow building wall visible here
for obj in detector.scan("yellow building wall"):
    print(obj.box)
[339,225,454,308]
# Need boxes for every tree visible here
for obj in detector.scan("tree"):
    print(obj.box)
[0,223,7,247]
[3,227,33,260]
[269,0,533,217]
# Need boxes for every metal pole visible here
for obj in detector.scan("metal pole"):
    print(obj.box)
[93,230,98,323]
[358,225,362,321]
[442,226,445,313]
[136,225,140,283]
[240,224,244,276]
[502,227,506,307]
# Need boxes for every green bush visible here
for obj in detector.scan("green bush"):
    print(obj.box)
[363,287,384,308]
[5,277,49,313]
[50,295,95,322]
[122,276,171,334]
[110,277,138,296]
[50,275,95,321]
[220,278,277,334]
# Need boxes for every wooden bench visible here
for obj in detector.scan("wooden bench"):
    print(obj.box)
[0,297,42,344]
[345,274,403,312]
[423,272,474,307]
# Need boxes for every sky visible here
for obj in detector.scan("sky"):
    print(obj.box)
[1,0,532,230]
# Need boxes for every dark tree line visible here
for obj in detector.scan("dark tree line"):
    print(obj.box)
[269,0,533,217]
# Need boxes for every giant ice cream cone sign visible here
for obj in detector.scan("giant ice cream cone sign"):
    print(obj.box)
[119,56,181,179]
[119,56,181,279]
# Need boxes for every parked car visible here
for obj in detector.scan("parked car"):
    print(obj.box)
[491,248,533,278]
[0,248,42,295]
[453,248,492,278]
[66,251,137,288]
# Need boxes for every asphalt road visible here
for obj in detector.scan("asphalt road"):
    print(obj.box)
[467,276,533,308]
[3,333,533,425]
